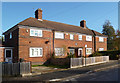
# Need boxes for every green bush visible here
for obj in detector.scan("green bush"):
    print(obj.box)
[89,50,120,60]
[89,52,103,57]
[98,50,120,60]
[67,52,76,58]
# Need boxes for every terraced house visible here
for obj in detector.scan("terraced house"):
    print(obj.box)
[0,9,107,64]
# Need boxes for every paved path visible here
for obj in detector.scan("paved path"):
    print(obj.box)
[2,60,120,83]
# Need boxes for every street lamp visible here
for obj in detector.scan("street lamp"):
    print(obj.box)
[85,45,87,66]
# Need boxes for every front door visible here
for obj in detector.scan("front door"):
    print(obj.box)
[78,48,83,57]
[5,49,12,63]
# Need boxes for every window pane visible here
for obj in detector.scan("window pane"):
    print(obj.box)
[35,30,38,36]
[55,48,64,56]
[10,33,12,39]
[86,48,92,55]
[69,49,74,54]
[86,36,92,41]
[38,30,42,37]
[6,50,11,57]
[70,34,74,40]
[32,49,34,55]
[79,35,82,40]
[55,32,64,39]
[99,37,104,42]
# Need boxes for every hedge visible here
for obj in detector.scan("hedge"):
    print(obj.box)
[89,50,120,60]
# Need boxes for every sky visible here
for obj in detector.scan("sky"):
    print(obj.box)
[1,2,118,35]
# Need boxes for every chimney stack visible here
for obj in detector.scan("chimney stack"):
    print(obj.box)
[35,8,42,20]
[80,20,86,29]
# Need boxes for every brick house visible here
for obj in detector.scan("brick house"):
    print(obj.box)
[0,8,107,64]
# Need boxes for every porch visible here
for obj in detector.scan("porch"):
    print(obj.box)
[0,47,13,63]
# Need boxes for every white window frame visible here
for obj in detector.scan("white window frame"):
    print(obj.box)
[99,37,104,42]
[78,35,82,40]
[70,34,74,40]
[5,49,13,62]
[86,48,92,55]
[30,29,42,37]
[10,32,12,39]
[69,49,75,55]
[99,48,104,51]
[55,32,64,39]
[30,47,43,57]
[55,48,64,56]
[86,35,92,41]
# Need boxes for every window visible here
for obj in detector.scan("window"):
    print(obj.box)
[55,48,64,56]
[86,48,92,55]
[55,32,64,39]
[69,49,75,55]
[70,34,74,40]
[86,36,92,41]
[99,37,104,42]
[99,48,104,51]
[10,32,12,39]
[78,35,82,40]
[30,48,43,57]
[30,29,42,37]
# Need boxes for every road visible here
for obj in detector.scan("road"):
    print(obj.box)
[60,65,120,83]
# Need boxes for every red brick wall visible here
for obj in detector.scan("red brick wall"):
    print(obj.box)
[4,26,107,64]
[0,48,5,62]
[96,37,107,51]
[18,28,53,64]
[4,26,19,62]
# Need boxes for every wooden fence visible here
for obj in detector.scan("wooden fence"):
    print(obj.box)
[1,62,31,76]
[70,56,109,68]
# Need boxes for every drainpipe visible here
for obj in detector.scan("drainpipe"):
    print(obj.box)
[91,30,96,52]
[52,30,55,57]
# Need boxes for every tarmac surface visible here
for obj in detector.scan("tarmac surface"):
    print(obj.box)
[2,60,120,83]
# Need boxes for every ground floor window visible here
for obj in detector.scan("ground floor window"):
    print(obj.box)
[30,47,43,57]
[99,48,104,51]
[86,48,92,55]
[69,49,75,55]
[55,48,64,56]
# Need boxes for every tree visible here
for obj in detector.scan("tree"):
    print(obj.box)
[102,20,115,50]
[114,30,120,50]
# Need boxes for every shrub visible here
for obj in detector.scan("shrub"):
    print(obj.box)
[89,52,102,57]
[98,50,120,60]
[67,52,76,58]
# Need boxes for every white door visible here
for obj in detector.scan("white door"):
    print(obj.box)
[78,48,83,57]
[5,49,12,63]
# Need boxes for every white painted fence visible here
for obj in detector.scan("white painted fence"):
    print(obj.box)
[70,56,109,68]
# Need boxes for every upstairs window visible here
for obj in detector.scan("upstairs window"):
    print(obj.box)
[55,48,64,56]
[30,47,43,57]
[70,34,74,40]
[86,36,92,41]
[78,35,82,40]
[30,29,42,37]
[99,37,104,42]
[10,32,12,39]
[55,32,64,39]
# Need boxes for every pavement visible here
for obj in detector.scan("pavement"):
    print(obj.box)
[2,60,120,83]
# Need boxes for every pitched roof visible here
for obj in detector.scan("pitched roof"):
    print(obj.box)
[6,17,106,37]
